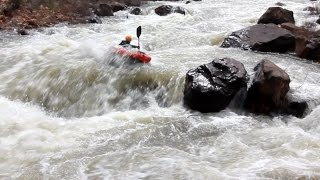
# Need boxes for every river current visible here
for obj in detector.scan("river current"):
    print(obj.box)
[1,0,320,179]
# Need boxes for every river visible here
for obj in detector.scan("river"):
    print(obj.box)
[1,0,320,179]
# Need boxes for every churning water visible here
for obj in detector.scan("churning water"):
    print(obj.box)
[1,0,320,179]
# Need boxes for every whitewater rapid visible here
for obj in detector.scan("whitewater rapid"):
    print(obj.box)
[1,0,320,179]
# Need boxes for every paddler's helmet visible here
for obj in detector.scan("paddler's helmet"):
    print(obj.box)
[125,35,132,42]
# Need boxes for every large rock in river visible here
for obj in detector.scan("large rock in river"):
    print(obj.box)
[258,7,295,25]
[296,37,320,62]
[221,24,295,53]
[281,23,320,62]
[244,59,290,114]
[184,58,248,113]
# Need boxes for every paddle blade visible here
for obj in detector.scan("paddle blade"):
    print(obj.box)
[137,26,142,38]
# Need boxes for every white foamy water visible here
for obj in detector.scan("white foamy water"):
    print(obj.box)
[1,0,320,179]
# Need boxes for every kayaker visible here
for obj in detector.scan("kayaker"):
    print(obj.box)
[119,35,140,49]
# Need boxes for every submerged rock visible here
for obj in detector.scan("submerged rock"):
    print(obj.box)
[155,5,185,16]
[244,59,290,114]
[87,15,102,24]
[184,58,248,113]
[221,24,295,53]
[130,7,142,15]
[275,2,285,6]
[17,28,28,35]
[303,6,320,15]
[258,7,295,25]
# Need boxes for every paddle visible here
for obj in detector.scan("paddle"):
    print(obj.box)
[136,26,141,50]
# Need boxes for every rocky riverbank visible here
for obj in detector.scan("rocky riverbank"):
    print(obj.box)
[0,0,149,31]
[0,0,201,32]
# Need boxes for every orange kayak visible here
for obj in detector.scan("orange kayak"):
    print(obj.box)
[114,47,151,63]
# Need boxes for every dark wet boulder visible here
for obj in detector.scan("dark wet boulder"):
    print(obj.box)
[295,37,320,62]
[244,59,290,114]
[258,7,295,25]
[280,23,313,38]
[184,58,248,113]
[130,7,142,15]
[155,5,185,16]
[221,24,295,53]
[281,23,320,62]
[95,4,113,16]
[283,99,308,118]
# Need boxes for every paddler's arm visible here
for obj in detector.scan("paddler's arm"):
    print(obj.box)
[119,40,129,46]
[131,45,140,49]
